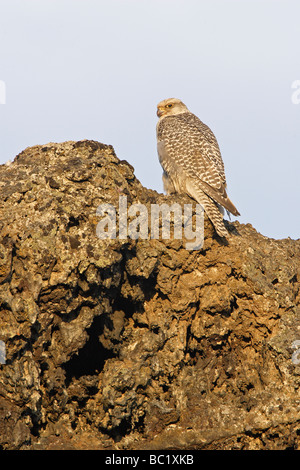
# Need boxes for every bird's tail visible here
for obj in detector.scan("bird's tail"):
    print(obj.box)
[197,179,240,217]
[186,182,229,237]
[203,197,228,237]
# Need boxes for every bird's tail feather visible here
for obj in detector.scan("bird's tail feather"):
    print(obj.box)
[186,181,228,237]
[198,179,240,216]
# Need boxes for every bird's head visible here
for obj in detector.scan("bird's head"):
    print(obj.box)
[157,98,189,118]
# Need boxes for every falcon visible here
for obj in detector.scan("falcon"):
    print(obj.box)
[156,97,240,237]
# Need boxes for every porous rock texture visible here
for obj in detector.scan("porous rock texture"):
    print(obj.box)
[0,140,300,450]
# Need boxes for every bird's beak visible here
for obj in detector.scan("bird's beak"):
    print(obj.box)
[157,107,164,118]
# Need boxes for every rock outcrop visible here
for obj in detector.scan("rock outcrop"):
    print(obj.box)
[0,140,300,450]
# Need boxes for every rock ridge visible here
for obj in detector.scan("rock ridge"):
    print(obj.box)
[0,140,299,450]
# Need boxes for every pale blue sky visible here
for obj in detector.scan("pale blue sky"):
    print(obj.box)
[0,0,299,239]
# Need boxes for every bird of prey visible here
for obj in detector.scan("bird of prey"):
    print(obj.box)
[156,97,240,237]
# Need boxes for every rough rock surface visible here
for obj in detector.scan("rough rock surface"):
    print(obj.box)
[0,140,300,450]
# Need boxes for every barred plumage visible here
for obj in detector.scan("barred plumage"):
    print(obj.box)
[156,98,240,237]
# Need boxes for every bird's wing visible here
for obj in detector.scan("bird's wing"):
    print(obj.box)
[178,113,226,183]
[157,114,239,216]
[158,114,225,189]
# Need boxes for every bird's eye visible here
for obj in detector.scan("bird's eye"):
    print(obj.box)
[166,104,173,108]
